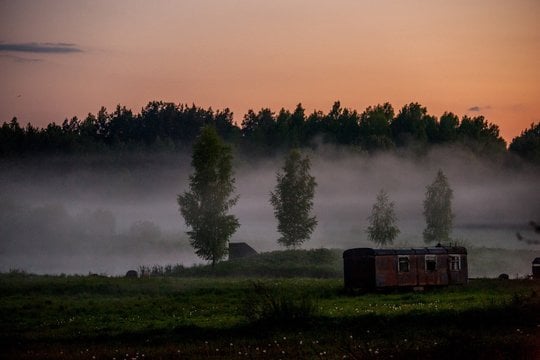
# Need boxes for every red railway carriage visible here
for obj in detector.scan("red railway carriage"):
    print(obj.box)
[533,257,540,280]
[343,246,468,290]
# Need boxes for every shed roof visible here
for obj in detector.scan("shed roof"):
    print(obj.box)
[343,246,467,258]
[229,242,258,259]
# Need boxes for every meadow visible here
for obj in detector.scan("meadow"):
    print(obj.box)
[1,270,539,359]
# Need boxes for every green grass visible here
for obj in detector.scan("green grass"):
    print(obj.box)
[140,248,344,278]
[138,247,540,279]
[1,273,539,359]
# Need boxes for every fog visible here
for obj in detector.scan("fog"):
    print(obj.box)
[1,146,539,277]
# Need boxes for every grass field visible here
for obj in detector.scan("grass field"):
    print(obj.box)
[1,272,539,359]
[136,247,540,279]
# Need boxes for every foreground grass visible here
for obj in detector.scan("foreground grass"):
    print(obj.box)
[1,275,539,359]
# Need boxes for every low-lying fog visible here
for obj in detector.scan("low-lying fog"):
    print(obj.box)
[1,145,539,277]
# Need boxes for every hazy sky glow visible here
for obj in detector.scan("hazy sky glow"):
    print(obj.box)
[1,0,539,142]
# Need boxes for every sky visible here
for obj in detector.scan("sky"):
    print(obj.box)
[1,0,539,143]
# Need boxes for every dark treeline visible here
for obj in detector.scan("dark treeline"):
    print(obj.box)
[1,100,539,162]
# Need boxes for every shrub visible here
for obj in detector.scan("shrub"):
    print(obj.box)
[241,281,318,325]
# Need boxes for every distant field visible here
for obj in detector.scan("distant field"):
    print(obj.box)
[138,248,344,278]
[136,247,540,279]
[1,273,539,359]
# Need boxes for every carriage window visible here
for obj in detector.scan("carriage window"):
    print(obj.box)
[398,256,410,272]
[425,255,437,271]
[449,255,461,271]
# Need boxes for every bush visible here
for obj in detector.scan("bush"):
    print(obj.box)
[242,281,318,325]
[138,248,343,278]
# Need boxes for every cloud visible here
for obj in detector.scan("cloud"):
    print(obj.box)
[0,42,82,54]
[0,54,42,63]
[467,105,492,112]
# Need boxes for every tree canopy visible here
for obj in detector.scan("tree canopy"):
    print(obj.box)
[423,170,454,244]
[270,149,317,249]
[509,122,540,163]
[366,189,400,246]
[177,126,239,267]
[3,100,538,163]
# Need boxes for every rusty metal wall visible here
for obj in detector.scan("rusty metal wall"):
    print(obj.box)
[448,254,468,284]
[343,247,469,289]
[533,264,540,280]
[417,254,448,286]
[375,256,398,287]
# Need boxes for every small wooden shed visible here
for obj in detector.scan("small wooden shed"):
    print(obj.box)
[229,242,258,260]
[533,258,540,280]
[343,246,467,290]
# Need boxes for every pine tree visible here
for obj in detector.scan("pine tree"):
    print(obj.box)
[423,169,454,244]
[270,149,317,248]
[366,189,400,246]
[177,126,239,267]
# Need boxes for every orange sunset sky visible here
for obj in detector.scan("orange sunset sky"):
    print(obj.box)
[1,0,539,143]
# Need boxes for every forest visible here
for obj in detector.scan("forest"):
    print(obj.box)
[1,100,539,276]
[1,100,539,162]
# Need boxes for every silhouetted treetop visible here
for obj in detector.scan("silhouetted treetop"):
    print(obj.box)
[509,122,540,163]
[0,100,533,161]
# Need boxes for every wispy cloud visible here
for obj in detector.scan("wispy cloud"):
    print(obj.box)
[0,54,43,63]
[467,105,491,112]
[0,42,82,54]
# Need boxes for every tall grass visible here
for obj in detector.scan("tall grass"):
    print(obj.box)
[241,281,318,324]
[139,248,343,278]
